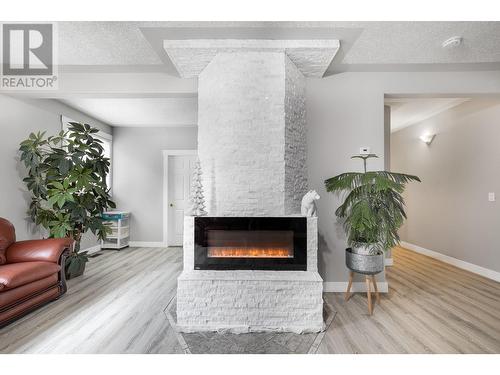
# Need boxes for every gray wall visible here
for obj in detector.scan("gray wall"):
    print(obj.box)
[0,95,112,249]
[391,99,500,273]
[112,126,198,242]
[8,70,493,285]
[384,105,391,171]
[306,70,500,284]
[307,73,386,284]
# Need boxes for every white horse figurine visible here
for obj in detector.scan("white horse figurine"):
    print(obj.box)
[301,190,320,217]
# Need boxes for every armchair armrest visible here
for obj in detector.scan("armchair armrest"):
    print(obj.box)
[6,238,73,264]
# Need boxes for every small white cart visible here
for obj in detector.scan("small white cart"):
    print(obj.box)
[101,211,130,250]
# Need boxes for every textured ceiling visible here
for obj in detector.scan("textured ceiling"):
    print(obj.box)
[339,22,500,64]
[55,22,500,128]
[59,22,162,66]
[57,21,500,71]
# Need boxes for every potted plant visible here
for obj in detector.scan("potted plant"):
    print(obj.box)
[19,122,116,279]
[324,154,420,274]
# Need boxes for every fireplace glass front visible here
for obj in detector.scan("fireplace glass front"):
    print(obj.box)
[194,217,307,271]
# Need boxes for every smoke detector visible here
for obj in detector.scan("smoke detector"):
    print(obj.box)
[442,36,462,49]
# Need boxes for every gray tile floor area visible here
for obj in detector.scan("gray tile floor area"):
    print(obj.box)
[165,296,335,354]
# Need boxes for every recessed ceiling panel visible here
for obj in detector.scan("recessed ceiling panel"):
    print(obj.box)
[59,97,197,127]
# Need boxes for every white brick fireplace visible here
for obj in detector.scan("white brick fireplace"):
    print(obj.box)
[164,39,339,333]
[178,216,323,333]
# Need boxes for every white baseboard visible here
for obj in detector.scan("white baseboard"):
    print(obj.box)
[400,241,500,283]
[323,281,389,293]
[82,244,101,255]
[129,241,166,248]
[385,258,393,266]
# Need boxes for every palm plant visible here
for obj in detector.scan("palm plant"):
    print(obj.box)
[324,154,420,254]
[19,122,115,277]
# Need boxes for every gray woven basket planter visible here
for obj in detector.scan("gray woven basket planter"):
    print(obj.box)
[345,247,384,275]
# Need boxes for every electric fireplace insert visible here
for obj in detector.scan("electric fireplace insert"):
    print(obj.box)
[194,217,307,271]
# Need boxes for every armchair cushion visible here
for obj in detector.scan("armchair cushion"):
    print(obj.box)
[6,238,73,264]
[0,218,16,265]
[0,262,60,290]
[0,274,59,308]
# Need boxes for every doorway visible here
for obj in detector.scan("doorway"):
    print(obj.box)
[164,151,197,247]
[385,95,500,281]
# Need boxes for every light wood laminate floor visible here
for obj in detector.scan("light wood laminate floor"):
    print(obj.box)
[1,246,499,353]
[0,246,184,354]
[318,246,500,354]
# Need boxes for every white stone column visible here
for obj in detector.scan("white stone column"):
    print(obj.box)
[164,39,339,217]
[164,39,340,333]
[198,52,307,216]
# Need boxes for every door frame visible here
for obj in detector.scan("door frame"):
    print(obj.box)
[162,150,198,247]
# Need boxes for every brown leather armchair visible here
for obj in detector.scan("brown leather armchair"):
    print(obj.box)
[0,218,73,328]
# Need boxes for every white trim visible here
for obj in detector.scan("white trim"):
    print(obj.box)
[385,258,394,266]
[323,282,389,293]
[61,115,74,132]
[162,150,199,156]
[400,241,500,282]
[94,130,113,141]
[162,149,198,247]
[94,131,113,195]
[82,244,101,255]
[129,241,166,248]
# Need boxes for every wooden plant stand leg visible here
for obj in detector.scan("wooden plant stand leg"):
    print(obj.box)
[371,275,381,305]
[365,276,373,315]
[345,271,354,301]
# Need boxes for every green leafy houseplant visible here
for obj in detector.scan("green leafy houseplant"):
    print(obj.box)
[19,122,116,278]
[324,154,420,255]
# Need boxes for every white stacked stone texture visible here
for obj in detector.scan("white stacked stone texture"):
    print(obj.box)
[174,46,328,333]
[197,52,308,216]
[163,39,340,78]
[284,56,307,215]
[177,216,324,333]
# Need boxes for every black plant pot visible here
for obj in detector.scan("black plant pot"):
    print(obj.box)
[345,247,384,275]
[65,258,87,279]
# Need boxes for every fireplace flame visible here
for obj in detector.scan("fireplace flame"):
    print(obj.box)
[208,247,293,258]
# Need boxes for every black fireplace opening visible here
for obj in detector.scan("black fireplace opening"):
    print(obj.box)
[194,217,307,271]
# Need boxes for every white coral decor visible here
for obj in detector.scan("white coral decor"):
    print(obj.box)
[188,160,208,216]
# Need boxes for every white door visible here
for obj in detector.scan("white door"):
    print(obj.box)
[168,154,197,246]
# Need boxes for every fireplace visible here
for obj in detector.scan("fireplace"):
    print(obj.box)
[171,39,333,332]
[194,217,307,271]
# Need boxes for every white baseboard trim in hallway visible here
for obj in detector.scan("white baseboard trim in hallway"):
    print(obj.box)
[400,241,500,282]
[323,281,389,293]
[129,241,166,247]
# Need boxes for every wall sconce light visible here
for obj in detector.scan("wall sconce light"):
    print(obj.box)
[419,133,436,145]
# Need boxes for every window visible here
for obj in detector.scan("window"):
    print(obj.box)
[61,115,113,194]
[94,131,113,194]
